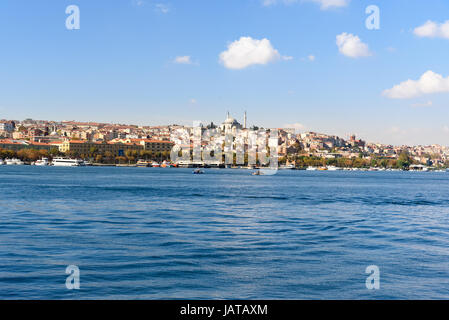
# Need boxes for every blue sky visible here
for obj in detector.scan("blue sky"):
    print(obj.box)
[1,0,449,145]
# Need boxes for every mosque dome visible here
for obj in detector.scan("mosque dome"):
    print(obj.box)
[220,112,243,131]
[224,116,237,125]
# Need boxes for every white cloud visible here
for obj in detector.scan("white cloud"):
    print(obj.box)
[219,37,288,70]
[300,55,316,62]
[336,32,372,58]
[132,0,146,7]
[284,123,305,133]
[262,0,349,10]
[311,0,349,10]
[413,20,449,39]
[155,3,170,14]
[262,0,278,6]
[411,100,433,108]
[383,70,449,99]
[174,56,192,64]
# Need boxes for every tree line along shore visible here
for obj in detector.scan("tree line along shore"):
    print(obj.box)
[1,147,449,170]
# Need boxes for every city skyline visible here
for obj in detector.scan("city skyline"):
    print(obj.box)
[2,112,449,149]
[1,1,449,146]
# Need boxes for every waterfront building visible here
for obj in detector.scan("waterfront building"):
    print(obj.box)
[58,140,144,156]
[0,139,53,151]
[138,139,174,153]
[111,138,174,153]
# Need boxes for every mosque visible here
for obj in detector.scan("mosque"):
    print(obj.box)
[220,111,247,133]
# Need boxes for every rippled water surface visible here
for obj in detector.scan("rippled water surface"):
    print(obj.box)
[1,166,449,299]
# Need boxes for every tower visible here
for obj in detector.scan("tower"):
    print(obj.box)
[243,111,247,129]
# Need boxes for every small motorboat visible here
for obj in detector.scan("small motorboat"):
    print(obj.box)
[34,158,50,166]
[192,169,204,174]
[161,161,173,168]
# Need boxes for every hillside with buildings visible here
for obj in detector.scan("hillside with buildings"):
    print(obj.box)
[1,115,448,168]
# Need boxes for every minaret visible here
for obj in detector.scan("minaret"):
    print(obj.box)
[243,111,247,129]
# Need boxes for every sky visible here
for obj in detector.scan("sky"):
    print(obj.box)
[1,0,449,146]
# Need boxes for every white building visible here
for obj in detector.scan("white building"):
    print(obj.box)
[0,121,14,133]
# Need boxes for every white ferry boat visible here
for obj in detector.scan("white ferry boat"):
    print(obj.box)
[52,158,85,167]
[5,158,24,165]
[34,158,50,166]
[327,166,342,171]
[279,164,295,170]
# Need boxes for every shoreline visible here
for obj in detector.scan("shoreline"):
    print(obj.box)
[0,164,447,172]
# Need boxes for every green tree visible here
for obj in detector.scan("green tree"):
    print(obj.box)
[397,151,411,169]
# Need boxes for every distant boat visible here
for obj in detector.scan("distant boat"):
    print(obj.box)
[136,159,149,167]
[52,158,85,167]
[409,164,429,172]
[34,158,49,166]
[192,169,204,174]
[318,167,328,171]
[327,166,341,171]
[252,170,264,176]
[306,166,317,171]
[279,164,295,170]
[161,161,173,168]
[151,162,161,168]
[5,158,24,165]
[0,159,4,165]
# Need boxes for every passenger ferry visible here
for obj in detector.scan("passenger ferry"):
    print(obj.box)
[52,158,85,167]
[34,158,50,166]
